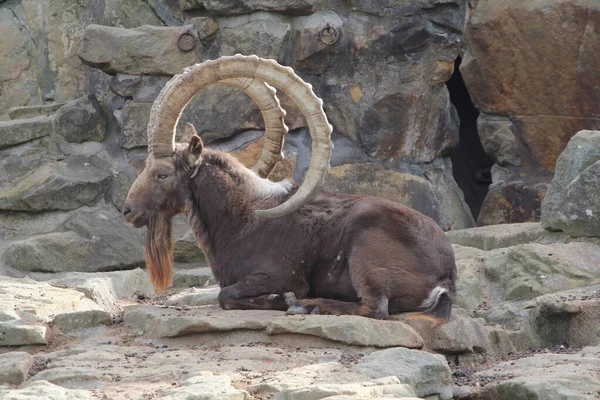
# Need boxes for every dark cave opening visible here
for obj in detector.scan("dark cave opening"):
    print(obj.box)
[446,57,494,221]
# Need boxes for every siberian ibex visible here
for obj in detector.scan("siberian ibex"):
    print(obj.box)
[123,55,457,321]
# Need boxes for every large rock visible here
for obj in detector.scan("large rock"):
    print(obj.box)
[215,13,291,61]
[42,268,154,311]
[5,103,65,120]
[473,347,600,400]
[404,310,488,354]
[266,315,424,348]
[53,96,106,143]
[2,209,145,273]
[204,0,320,15]
[249,362,369,394]
[78,24,201,75]
[462,0,600,172]
[276,376,417,400]
[477,181,547,226]
[482,242,600,302]
[324,162,474,231]
[0,276,113,346]
[0,0,162,116]
[119,101,152,149]
[354,347,453,399]
[29,366,107,388]
[0,380,94,400]
[0,352,34,386]
[157,372,250,399]
[477,113,520,167]
[446,222,566,251]
[165,286,220,306]
[532,285,600,347]
[124,305,280,338]
[0,116,53,149]
[0,156,112,212]
[541,130,600,237]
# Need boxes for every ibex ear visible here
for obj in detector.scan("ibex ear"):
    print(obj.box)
[184,123,203,168]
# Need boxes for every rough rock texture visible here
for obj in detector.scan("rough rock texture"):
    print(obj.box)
[477,181,547,226]
[2,209,145,273]
[0,116,53,149]
[355,347,453,399]
[276,376,417,400]
[463,0,600,224]
[156,372,250,399]
[0,380,95,400]
[53,96,106,143]
[541,130,600,237]
[0,0,163,115]
[473,347,600,400]
[266,315,424,348]
[0,276,111,346]
[532,285,600,347]
[0,156,112,212]
[446,222,566,251]
[78,24,201,75]
[0,352,34,386]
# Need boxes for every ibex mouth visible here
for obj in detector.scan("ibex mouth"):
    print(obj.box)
[125,212,148,228]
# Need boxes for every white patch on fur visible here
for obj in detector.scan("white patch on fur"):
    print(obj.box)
[420,286,447,310]
[247,170,294,200]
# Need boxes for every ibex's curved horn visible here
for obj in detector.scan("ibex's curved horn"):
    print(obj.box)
[147,54,333,218]
[220,78,287,178]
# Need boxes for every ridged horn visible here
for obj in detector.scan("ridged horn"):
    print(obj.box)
[147,54,333,218]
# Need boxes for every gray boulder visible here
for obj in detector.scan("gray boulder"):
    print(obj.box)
[474,347,600,400]
[157,372,250,399]
[78,24,201,75]
[354,347,452,399]
[0,156,112,212]
[0,116,53,149]
[542,130,600,237]
[0,380,94,399]
[2,209,145,273]
[120,101,152,149]
[266,315,424,348]
[477,113,520,166]
[532,285,600,347]
[6,103,65,120]
[216,13,291,61]
[0,352,34,386]
[53,96,106,143]
[204,0,320,15]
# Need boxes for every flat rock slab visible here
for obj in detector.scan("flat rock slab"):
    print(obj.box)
[446,222,566,250]
[404,310,488,354]
[474,347,600,400]
[0,380,94,399]
[266,315,424,348]
[164,286,220,307]
[249,362,370,394]
[156,372,250,399]
[354,347,453,399]
[0,352,33,385]
[38,268,154,311]
[0,316,49,346]
[0,276,111,345]
[123,305,283,338]
[276,376,417,400]
[29,366,108,389]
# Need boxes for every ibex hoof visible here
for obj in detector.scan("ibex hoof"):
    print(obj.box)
[283,292,298,307]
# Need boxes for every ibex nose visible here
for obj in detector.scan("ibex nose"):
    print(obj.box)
[122,205,132,217]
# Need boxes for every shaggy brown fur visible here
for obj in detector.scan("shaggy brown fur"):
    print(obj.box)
[145,215,174,293]
[123,133,457,321]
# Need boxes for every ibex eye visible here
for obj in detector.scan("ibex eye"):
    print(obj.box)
[158,174,168,179]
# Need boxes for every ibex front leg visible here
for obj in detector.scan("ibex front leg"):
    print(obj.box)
[218,274,304,311]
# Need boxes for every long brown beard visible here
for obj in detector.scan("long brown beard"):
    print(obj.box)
[145,215,174,293]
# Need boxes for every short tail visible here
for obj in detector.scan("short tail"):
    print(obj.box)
[404,286,453,326]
